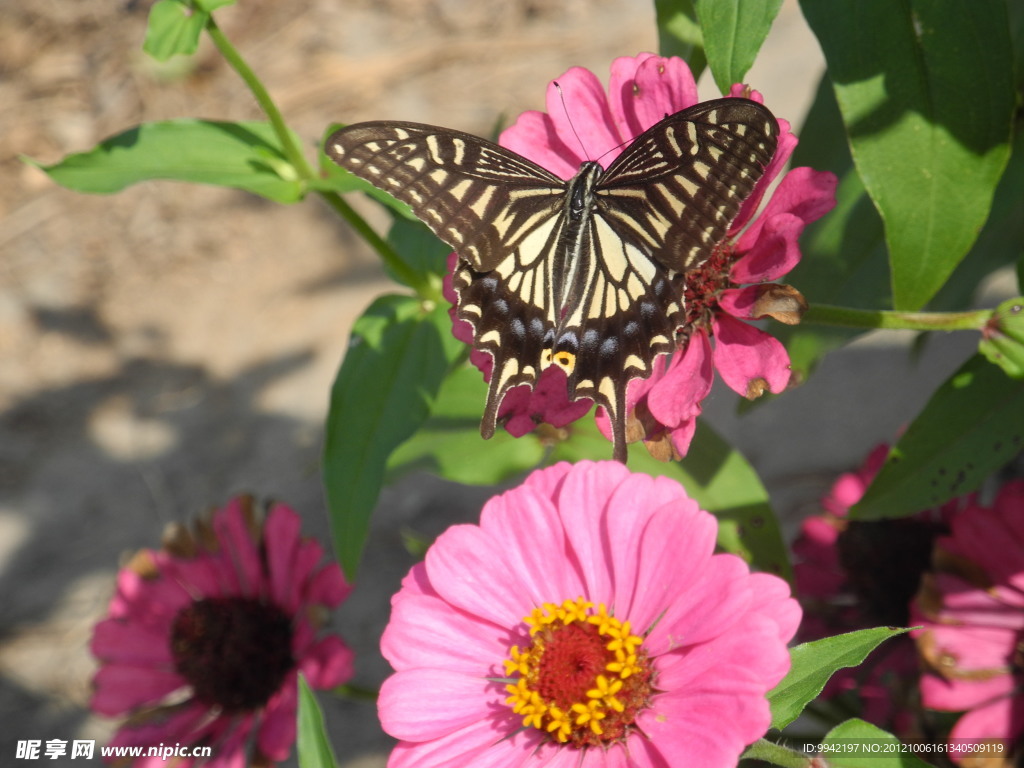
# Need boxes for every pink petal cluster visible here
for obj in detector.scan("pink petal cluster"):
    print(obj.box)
[792,444,966,732]
[90,496,354,767]
[444,53,836,457]
[377,460,800,767]
[911,480,1024,755]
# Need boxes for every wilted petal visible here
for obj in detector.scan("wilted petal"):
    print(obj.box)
[712,313,791,398]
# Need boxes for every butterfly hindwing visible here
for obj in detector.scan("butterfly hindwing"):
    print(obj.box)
[326,98,779,462]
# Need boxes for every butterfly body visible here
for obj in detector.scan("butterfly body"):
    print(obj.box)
[326,98,779,461]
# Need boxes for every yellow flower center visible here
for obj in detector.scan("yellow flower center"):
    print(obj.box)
[503,598,653,748]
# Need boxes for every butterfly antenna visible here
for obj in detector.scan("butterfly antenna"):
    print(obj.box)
[553,81,591,161]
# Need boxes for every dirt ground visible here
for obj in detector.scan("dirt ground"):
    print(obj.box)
[0,1,989,765]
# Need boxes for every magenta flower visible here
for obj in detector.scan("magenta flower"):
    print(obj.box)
[90,496,354,767]
[444,53,836,459]
[792,444,964,731]
[911,480,1024,755]
[378,460,800,767]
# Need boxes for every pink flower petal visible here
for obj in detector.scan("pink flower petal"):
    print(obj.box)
[379,669,500,742]
[302,561,351,609]
[297,635,355,688]
[626,501,715,635]
[731,212,806,284]
[91,617,172,665]
[91,664,185,716]
[604,472,695,616]
[648,331,714,427]
[499,110,578,179]
[645,555,754,655]
[212,497,262,599]
[711,313,791,397]
[554,461,635,602]
[950,695,1024,745]
[388,718,539,768]
[544,66,624,166]
[382,590,509,674]
[424,524,530,628]
[479,483,586,607]
[608,53,698,139]
[263,502,305,613]
[255,671,297,760]
[735,166,838,256]
[638,680,771,768]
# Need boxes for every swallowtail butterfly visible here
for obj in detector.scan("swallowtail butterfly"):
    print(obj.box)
[326,97,779,462]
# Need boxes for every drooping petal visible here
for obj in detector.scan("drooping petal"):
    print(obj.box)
[711,313,791,398]
[648,331,714,427]
[734,166,838,258]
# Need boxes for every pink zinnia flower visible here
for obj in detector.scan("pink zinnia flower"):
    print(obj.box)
[378,460,800,767]
[911,480,1024,757]
[792,444,963,731]
[90,496,354,767]
[444,53,836,459]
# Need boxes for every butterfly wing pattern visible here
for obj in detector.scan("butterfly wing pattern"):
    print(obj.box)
[326,98,779,462]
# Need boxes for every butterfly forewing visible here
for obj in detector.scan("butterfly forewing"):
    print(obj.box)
[326,98,779,462]
[326,122,565,271]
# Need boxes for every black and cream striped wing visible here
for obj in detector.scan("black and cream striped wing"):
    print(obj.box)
[533,99,779,456]
[325,121,567,272]
[325,98,780,463]
[595,98,779,273]
[327,120,573,444]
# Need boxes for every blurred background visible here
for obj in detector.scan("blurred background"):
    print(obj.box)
[0,0,989,765]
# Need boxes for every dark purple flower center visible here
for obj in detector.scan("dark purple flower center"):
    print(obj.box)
[170,596,294,712]
[837,519,943,627]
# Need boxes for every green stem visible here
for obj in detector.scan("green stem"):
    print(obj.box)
[318,193,436,299]
[332,683,379,701]
[742,738,813,768]
[805,304,991,332]
[203,14,431,298]
[205,15,312,178]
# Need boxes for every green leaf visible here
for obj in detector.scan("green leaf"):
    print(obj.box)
[928,127,1024,311]
[323,294,463,580]
[780,75,889,375]
[385,217,449,292]
[694,0,783,94]
[28,120,305,203]
[655,0,707,78]
[979,298,1024,378]
[144,0,208,61]
[768,628,908,730]
[819,720,935,768]
[854,354,1024,520]
[552,419,791,581]
[193,0,236,11]
[800,0,1015,310]
[387,364,545,485]
[296,676,338,768]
